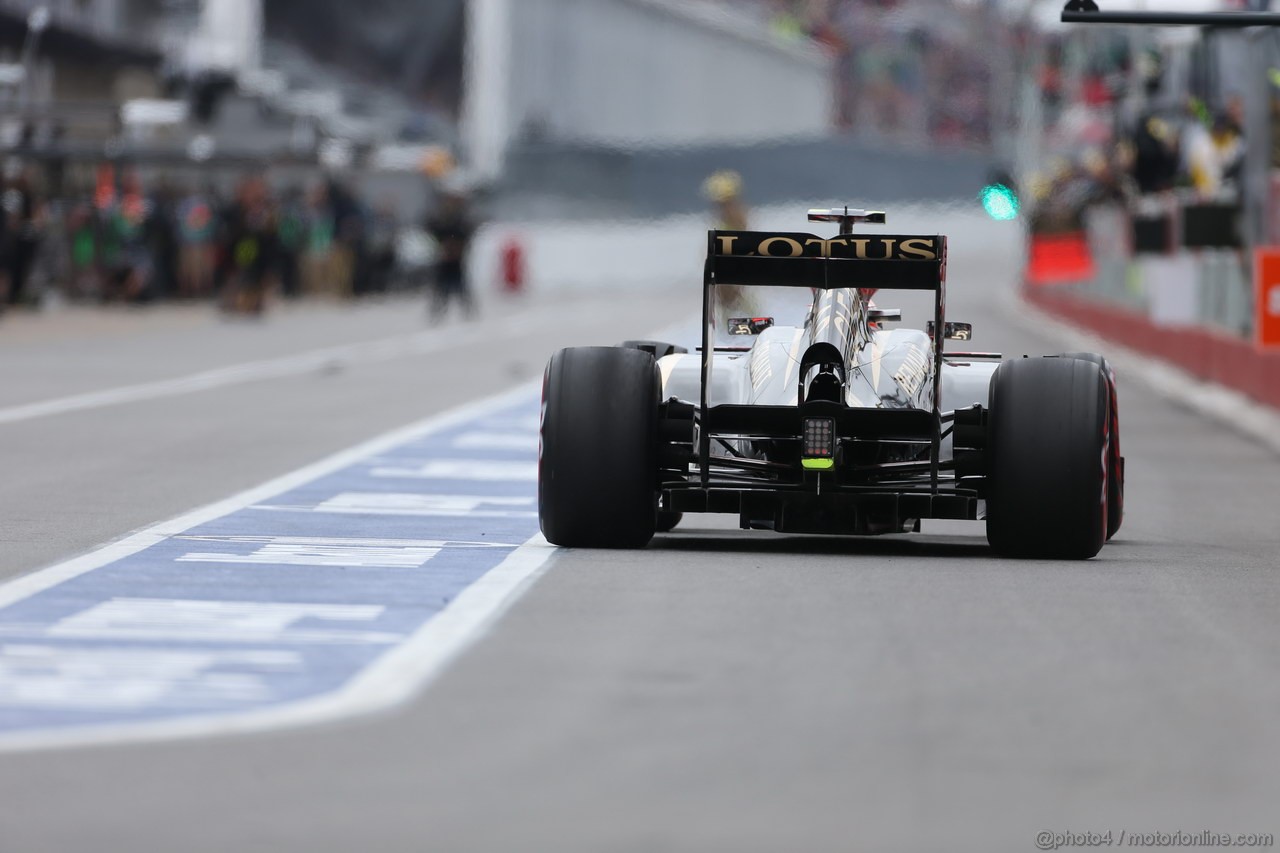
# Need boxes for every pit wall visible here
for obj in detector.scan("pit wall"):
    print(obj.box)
[1024,204,1280,410]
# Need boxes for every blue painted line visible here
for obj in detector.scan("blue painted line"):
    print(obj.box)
[0,389,547,745]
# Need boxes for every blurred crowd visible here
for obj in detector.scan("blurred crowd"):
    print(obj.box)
[1029,98,1249,236]
[1028,69,1255,238]
[725,0,1002,148]
[0,164,440,318]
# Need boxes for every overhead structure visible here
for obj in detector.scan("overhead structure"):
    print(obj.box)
[1060,0,1280,245]
[1062,0,1280,26]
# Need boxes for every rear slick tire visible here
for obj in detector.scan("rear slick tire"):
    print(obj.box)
[987,357,1111,560]
[1057,352,1124,540]
[539,346,659,548]
[655,511,683,533]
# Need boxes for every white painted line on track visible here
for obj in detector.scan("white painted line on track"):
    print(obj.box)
[0,381,558,752]
[371,459,540,481]
[1009,297,1280,455]
[0,330,480,426]
[0,381,538,610]
[0,538,556,753]
[0,299,603,427]
[250,493,538,518]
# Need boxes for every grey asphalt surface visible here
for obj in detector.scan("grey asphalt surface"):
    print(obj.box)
[1,231,1278,853]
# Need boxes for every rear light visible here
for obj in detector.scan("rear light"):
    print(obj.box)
[801,417,836,470]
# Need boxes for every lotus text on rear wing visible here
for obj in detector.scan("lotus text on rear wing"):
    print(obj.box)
[714,233,941,261]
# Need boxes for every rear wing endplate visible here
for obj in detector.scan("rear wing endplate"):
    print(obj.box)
[707,230,947,291]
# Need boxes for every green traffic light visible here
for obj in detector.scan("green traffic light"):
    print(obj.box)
[980,184,1019,221]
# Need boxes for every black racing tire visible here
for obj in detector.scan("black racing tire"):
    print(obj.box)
[539,346,659,548]
[1058,352,1124,540]
[655,511,683,533]
[987,357,1112,559]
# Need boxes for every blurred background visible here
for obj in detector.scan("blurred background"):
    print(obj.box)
[0,0,992,317]
[0,0,1273,347]
[0,0,1271,340]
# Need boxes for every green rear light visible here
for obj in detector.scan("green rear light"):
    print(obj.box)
[980,184,1019,221]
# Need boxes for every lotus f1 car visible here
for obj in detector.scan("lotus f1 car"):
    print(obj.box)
[539,208,1124,559]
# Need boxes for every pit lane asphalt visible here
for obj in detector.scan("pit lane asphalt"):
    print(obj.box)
[1,235,1278,852]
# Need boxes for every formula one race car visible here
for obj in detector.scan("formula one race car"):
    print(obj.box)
[539,208,1123,559]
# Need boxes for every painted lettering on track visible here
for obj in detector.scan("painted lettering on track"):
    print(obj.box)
[0,387,551,751]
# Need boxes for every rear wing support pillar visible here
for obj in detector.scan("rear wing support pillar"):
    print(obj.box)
[699,242,715,489]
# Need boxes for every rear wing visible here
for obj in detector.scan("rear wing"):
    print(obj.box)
[698,223,951,490]
[707,230,947,291]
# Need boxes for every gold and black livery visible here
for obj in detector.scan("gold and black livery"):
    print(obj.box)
[688,209,959,533]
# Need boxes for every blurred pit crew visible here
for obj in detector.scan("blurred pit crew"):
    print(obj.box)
[425,189,477,322]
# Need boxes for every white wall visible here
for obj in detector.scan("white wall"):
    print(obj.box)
[470,204,1023,296]
[464,0,834,180]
